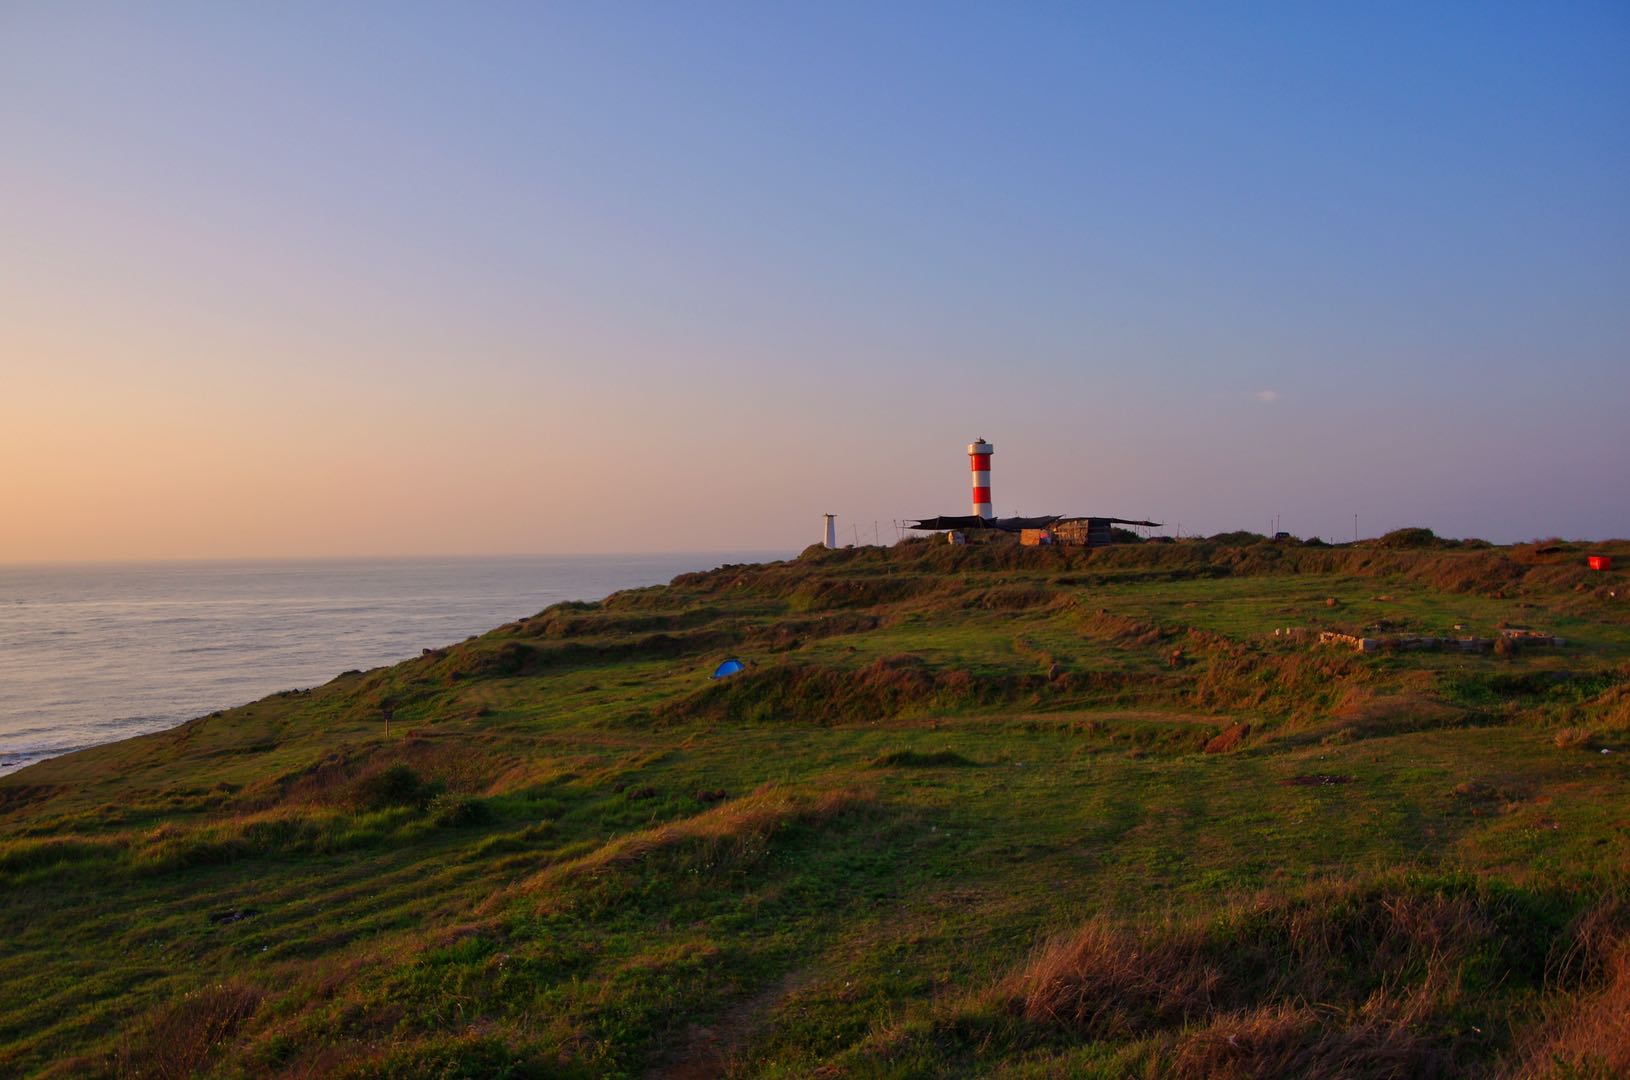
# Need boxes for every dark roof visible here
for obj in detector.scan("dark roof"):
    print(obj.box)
[905,515,1163,533]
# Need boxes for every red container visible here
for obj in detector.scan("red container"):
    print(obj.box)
[1588,555,1612,571]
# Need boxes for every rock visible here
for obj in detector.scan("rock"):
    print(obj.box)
[1204,723,1250,754]
[694,788,728,803]
[208,908,260,925]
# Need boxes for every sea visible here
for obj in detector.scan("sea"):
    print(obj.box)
[0,553,787,776]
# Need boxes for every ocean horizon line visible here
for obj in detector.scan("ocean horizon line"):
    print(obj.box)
[0,549,800,571]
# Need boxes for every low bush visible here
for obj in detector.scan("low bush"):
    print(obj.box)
[430,793,495,828]
[1375,527,1442,549]
[353,764,441,811]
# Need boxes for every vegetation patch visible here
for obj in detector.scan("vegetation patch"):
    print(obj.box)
[659,654,1045,727]
[516,783,872,899]
[868,748,978,768]
[110,981,264,1080]
[354,763,441,810]
[872,874,1623,1076]
[2,537,1628,1076]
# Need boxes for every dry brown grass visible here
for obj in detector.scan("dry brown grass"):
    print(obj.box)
[1080,610,1168,645]
[1333,691,1466,738]
[1504,897,1630,1079]
[1173,992,1448,1080]
[1553,727,1596,750]
[1203,722,1250,753]
[115,981,263,1080]
[984,885,1630,1077]
[1008,920,1219,1037]
[1579,676,1630,733]
[984,879,1512,1077]
[1190,646,1366,722]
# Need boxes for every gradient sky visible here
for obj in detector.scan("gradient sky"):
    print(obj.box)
[2,2,1626,561]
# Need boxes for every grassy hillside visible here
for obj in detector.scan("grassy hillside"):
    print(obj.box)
[2,534,1628,1078]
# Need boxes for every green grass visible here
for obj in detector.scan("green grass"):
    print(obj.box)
[2,535,1628,1077]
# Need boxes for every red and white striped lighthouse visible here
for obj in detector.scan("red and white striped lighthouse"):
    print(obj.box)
[968,438,994,518]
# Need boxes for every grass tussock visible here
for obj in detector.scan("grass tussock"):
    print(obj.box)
[1012,920,1218,1037]
[1332,691,1469,740]
[0,835,124,881]
[1513,898,1630,1078]
[128,808,411,874]
[427,629,734,684]
[1553,726,1596,750]
[516,783,870,898]
[1575,676,1630,733]
[114,981,264,1080]
[243,736,502,814]
[1081,610,1168,645]
[903,875,1613,1077]
[1172,996,1445,1079]
[1191,646,1366,722]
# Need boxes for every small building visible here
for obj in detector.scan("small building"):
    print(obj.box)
[906,515,1161,548]
[1049,519,1117,547]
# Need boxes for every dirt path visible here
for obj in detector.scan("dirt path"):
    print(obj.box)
[651,967,818,1080]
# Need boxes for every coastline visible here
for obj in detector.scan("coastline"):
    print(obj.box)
[0,551,790,776]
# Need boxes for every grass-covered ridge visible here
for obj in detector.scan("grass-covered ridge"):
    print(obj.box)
[2,533,1628,1077]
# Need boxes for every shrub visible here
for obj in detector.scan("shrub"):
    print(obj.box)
[1375,527,1441,549]
[430,793,495,828]
[354,764,441,811]
[1208,531,1269,546]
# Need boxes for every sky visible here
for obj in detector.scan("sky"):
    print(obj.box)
[2,2,1626,561]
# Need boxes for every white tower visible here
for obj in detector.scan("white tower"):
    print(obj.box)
[968,439,994,518]
[823,514,837,549]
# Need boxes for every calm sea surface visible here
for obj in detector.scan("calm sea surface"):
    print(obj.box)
[0,553,787,775]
